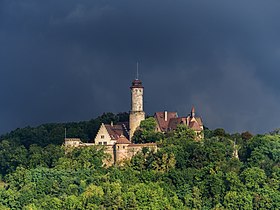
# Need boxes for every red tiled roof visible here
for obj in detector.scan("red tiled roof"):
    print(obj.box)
[189,120,203,131]
[195,117,203,126]
[154,112,178,132]
[168,117,187,130]
[154,110,203,132]
[105,124,125,140]
[116,135,131,144]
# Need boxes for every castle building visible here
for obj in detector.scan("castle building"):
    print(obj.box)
[64,77,203,164]
[154,107,204,139]
[94,122,129,146]
[64,78,156,165]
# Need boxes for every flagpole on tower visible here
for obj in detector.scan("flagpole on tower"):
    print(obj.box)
[136,62,139,80]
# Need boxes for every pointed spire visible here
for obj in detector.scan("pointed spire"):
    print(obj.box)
[191,106,195,118]
[131,62,143,88]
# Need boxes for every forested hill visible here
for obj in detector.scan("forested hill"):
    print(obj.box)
[0,114,279,209]
[0,112,129,147]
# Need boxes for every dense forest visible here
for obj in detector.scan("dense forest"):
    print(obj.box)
[0,113,279,209]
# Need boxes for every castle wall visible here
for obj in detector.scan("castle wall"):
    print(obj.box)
[102,145,115,166]
[127,144,155,158]
[64,138,157,166]
[115,143,131,164]
[102,143,158,165]
[64,138,82,147]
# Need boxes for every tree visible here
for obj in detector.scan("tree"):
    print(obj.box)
[223,191,253,210]
[240,167,266,191]
[240,135,280,174]
[213,128,228,137]
[0,140,27,175]
[241,131,253,141]
[56,146,107,170]
[81,184,104,208]
[132,117,164,143]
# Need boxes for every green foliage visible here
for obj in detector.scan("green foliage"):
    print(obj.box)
[0,112,129,147]
[240,134,280,174]
[0,114,280,209]
[241,131,254,141]
[55,146,107,171]
[223,190,253,210]
[0,140,28,175]
[132,117,164,143]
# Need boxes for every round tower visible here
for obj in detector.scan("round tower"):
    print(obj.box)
[129,79,145,140]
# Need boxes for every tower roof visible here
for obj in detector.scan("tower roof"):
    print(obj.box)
[131,79,143,88]
[191,106,195,113]
[116,135,131,144]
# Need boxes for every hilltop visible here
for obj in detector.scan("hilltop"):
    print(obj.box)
[0,112,279,209]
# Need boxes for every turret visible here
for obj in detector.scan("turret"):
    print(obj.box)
[191,106,195,118]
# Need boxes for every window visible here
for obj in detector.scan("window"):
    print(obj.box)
[101,135,104,139]
[103,142,107,145]
[123,146,125,149]
[98,142,102,145]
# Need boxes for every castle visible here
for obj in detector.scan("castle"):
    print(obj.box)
[65,77,203,165]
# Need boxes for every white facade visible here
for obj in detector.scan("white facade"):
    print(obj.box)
[94,123,116,145]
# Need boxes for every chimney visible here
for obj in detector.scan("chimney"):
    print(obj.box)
[164,111,168,121]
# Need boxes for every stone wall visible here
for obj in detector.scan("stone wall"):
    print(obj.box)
[129,111,145,140]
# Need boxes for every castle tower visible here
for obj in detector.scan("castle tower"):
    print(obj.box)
[129,79,145,140]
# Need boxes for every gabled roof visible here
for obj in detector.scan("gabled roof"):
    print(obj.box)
[154,109,203,132]
[189,119,203,131]
[194,117,203,126]
[168,117,187,130]
[104,123,129,140]
[154,112,178,132]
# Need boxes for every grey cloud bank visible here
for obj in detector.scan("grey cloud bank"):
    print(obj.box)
[1,0,280,134]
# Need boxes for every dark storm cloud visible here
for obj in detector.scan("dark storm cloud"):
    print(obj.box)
[1,0,280,134]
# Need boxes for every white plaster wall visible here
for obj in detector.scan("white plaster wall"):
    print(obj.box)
[94,124,115,145]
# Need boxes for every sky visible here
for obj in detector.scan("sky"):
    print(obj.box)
[1,0,280,135]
